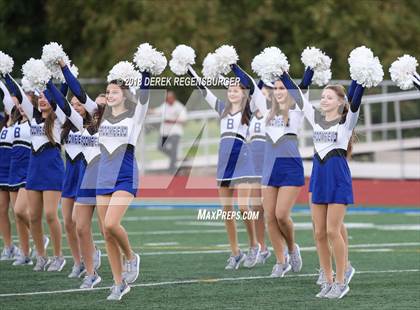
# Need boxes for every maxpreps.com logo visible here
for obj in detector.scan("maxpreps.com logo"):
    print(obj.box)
[197,209,260,221]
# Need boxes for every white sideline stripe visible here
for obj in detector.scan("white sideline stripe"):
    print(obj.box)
[0,269,418,298]
[59,242,420,258]
[144,242,179,246]
[354,249,394,252]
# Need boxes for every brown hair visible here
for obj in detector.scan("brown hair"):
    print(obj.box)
[324,84,356,158]
[88,104,105,132]
[220,84,251,126]
[0,112,9,129]
[10,106,22,124]
[44,111,57,144]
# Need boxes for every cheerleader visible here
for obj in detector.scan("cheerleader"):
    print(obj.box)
[0,81,17,260]
[248,80,272,264]
[0,79,33,265]
[230,64,304,277]
[14,64,67,272]
[58,60,103,288]
[56,91,85,278]
[95,63,149,301]
[187,66,261,270]
[280,72,366,298]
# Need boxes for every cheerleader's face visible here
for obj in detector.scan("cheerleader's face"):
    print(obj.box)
[106,84,126,107]
[38,93,52,112]
[320,89,341,114]
[227,85,244,105]
[70,96,87,117]
[273,80,289,110]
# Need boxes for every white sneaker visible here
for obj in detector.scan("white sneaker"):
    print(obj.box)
[243,244,261,268]
[1,244,18,260]
[33,256,50,271]
[325,282,350,299]
[345,262,355,285]
[93,246,101,270]
[68,263,86,278]
[316,268,327,285]
[47,256,66,272]
[12,255,33,266]
[270,263,291,278]
[122,253,140,284]
[289,244,302,272]
[316,282,333,298]
[257,249,271,264]
[80,272,102,289]
[225,251,245,270]
[107,281,130,301]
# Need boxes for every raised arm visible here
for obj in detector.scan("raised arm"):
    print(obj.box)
[131,71,151,140]
[346,80,357,103]
[46,80,83,129]
[60,82,68,97]
[5,74,37,120]
[42,88,67,124]
[298,68,314,91]
[345,83,364,130]
[187,66,223,113]
[280,72,315,127]
[60,64,98,115]
[0,79,15,115]
[230,64,268,114]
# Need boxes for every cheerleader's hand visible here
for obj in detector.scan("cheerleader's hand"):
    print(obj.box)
[58,59,66,68]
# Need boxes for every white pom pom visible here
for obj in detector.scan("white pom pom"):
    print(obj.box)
[251,47,290,83]
[69,64,79,78]
[350,56,384,88]
[0,51,14,75]
[41,42,70,82]
[348,46,374,66]
[169,44,196,76]
[214,45,239,75]
[22,58,52,91]
[301,47,331,71]
[133,43,167,75]
[21,76,35,93]
[313,69,332,87]
[202,53,220,79]
[107,61,141,86]
[389,55,418,90]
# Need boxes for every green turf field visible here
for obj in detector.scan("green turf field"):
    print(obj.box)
[0,205,419,309]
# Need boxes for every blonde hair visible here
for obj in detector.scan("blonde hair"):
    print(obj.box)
[324,84,356,158]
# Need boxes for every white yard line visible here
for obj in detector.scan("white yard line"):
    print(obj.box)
[0,269,418,298]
